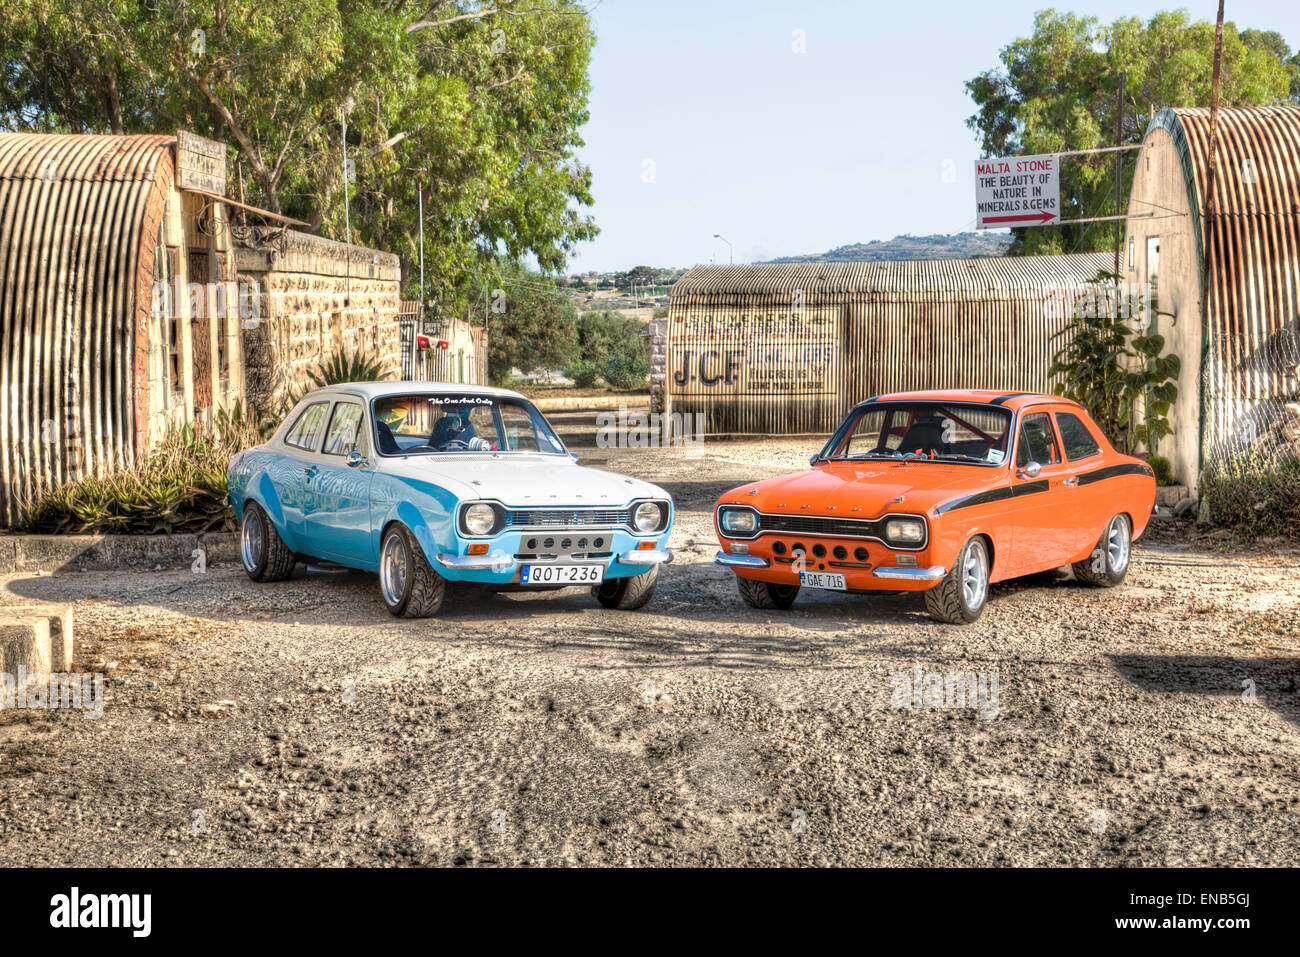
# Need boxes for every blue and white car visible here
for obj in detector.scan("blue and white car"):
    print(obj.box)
[227,382,674,617]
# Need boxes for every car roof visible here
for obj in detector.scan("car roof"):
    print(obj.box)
[306,381,529,403]
[858,389,1082,412]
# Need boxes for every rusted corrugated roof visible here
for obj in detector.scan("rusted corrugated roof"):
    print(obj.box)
[0,134,175,525]
[1146,107,1300,460]
[670,252,1112,302]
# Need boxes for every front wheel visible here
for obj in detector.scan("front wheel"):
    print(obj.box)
[736,575,799,610]
[593,566,658,610]
[924,536,990,624]
[379,524,445,618]
[1072,513,1131,586]
[240,501,296,582]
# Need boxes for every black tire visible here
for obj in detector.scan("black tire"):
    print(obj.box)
[593,566,658,610]
[379,524,445,618]
[240,501,296,582]
[736,575,799,610]
[924,536,990,624]
[1072,513,1132,587]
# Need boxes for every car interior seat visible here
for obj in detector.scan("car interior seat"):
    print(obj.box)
[375,420,401,455]
[898,413,947,454]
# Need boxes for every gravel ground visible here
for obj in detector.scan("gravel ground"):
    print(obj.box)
[1,410,1298,867]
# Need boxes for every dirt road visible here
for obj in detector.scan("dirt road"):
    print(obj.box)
[2,411,1298,866]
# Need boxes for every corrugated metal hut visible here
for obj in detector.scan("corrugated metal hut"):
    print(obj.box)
[1125,106,1300,487]
[663,252,1109,434]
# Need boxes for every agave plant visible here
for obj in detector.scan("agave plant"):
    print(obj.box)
[284,346,392,412]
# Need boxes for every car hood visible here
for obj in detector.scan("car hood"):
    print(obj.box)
[722,461,1007,517]
[393,454,669,507]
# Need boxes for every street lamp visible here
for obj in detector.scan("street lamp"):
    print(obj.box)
[713,233,733,265]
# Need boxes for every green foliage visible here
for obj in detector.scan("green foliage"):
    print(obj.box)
[485,259,579,384]
[1148,455,1173,487]
[20,410,263,535]
[966,9,1294,255]
[564,359,600,389]
[285,345,390,411]
[575,311,643,364]
[1201,456,1300,540]
[600,352,650,390]
[0,1,598,309]
[1049,271,1179,455]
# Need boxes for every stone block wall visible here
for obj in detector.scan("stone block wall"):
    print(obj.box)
[236,229,402,412]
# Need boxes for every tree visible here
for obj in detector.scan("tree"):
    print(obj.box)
[966,10,1292,255]
[483,260,578,384]
[0,1,598,309]
[575,310,644,366]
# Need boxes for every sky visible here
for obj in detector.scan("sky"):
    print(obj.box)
[567,0,1299,273]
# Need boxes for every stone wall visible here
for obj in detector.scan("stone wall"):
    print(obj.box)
[236,228,402,412]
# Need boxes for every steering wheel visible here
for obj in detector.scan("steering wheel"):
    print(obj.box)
[869,446,902,456]
[438,438,472,451]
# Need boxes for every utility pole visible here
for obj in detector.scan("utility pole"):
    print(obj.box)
[417,182,425,322]
[340,98,354,305]
[1113,72,1125,276]
[1204,0,1225,288]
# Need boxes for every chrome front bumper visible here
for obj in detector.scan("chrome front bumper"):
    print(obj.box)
[616,548,675,566]
[714,551,770,569]
[435,553,515,571]
[872,565,946,581]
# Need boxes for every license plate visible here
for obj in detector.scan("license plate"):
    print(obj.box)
[521,564,605,585]
[799,570,846,591]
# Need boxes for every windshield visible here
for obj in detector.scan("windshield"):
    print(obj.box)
[821,401,1013,466]
[371,393,567,456]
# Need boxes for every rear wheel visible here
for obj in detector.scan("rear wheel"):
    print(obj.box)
[736,575,799,610]
[924,536,990,624]
[379,524,445,618]
[593,566,658,610]
[1072,513,1131,586]
[240,501,296,582]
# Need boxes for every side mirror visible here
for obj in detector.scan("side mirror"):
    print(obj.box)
[569,451,580,463]
[1017,461,1042,479]
[809,454,821,466]
[345,450,368,469]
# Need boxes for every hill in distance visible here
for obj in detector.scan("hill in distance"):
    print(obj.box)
[766,232,1011,263]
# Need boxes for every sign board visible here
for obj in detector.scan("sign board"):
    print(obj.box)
[668,308,839,397]
[175,130,228,196]
[975,153,1059,228]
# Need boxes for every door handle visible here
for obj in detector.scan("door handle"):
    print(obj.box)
[1062,476,1079,488]
[303,465,318,481]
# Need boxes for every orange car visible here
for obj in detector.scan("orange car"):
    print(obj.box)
[713,390,1155,624]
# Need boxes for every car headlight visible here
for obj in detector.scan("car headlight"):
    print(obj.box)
[719,507,759,536]
[884,517,926,546]
[633,501,664,533]
[463,503,498,536]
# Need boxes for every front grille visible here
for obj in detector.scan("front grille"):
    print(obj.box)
[761,514,885,538]
[506,508,629,529]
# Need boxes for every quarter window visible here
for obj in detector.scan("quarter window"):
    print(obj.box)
[284,402,329,452]
[1055,412,1101,461]
[1017,412,1061,466]
[322,403,365,455]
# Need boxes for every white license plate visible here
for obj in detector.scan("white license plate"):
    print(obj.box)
[521,564,605,585]
[799,570,846,591]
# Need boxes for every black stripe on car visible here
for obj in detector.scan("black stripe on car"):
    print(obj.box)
[989,392,1033,406]
[934,480,1050,514]
[1076,462,1154,485]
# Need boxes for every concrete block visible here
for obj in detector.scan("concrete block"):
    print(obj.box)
[0,605,74,671]
[14,534,114,572]
[0,616,52,676]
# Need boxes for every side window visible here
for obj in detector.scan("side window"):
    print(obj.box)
[322,403,365,456]
[1055,412,1101,461]
[284,402,329,452]
[1016,412,1061,467]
